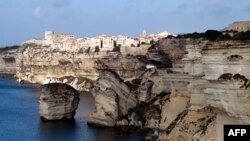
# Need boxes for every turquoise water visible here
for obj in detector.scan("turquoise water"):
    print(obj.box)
[0,77,144,141]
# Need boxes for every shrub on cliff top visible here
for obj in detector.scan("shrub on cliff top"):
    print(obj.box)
[232,31,250,40]
[177,30,222,41]
[94,46,100,52]
[112,46,120,52]
[0,45,19,53]
[168,30,250,41]
[204,30,222,41]
[216,33,231,41]
[177,32,204,39]
[85,47,91,54]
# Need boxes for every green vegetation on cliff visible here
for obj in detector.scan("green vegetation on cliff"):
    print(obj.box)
[94,46,100,52]
[176,30,250,41]
[0,45,19,53]
[112,46,120,52]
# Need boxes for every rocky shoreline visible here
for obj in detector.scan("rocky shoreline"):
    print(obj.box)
[2,37,250,141]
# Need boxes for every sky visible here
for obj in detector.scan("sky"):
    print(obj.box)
[0,0,250,46]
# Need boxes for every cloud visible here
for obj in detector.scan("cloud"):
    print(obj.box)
[33,7,45,18]
[45,0,72,7]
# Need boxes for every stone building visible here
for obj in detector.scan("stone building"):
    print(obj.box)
[24,30,172,52]
[44,31,77,50]
[228,21,250,32]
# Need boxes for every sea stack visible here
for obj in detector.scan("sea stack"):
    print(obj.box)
[39,83,79,121]
[87,71,138,127]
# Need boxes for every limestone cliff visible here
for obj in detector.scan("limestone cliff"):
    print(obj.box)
[143,40,250,141]
[16,44,146,91]
[16,38,250,141]
[95,39,250,141]
[0,48,17,74]
[87,71,138,127]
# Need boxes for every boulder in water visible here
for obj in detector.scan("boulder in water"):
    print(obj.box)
[39,83,79,121]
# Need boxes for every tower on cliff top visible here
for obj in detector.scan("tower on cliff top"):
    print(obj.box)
[141,29,147,37]
[44,31,54,45]
[45,31,54,40]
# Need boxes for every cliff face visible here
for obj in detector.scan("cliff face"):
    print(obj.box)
[16,45,146,91]
[16,45,98,83]
[16,39,250,141]
[202,41,250,125]
[88,39,250,141]
[0,48,17,74]
[144,40,250,141]
[87,71,138,127]
[202,41,250,80]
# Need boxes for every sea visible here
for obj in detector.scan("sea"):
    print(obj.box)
[0,77,144,141]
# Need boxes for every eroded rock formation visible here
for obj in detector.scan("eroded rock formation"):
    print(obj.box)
[39,83,79,120]
[15,38,250,141]
[149,40,250,141]
[15,44,146,91]
[0,48,17,74]
[87,71,138,127]
[107,39,250,141]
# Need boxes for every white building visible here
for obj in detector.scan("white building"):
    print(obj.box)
[23,30,173,52]
[77,38,101,48]
[99,35,114,48]
[139,36,152,44]
[116,35,128,47]
[115,35,139,47]
[139,30,172,44]
[77,38,89,48]
[44,31,76,50]
[125,38,140,47]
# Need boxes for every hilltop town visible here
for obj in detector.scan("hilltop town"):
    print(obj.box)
[22,20,250,52]
[24,30,172,52]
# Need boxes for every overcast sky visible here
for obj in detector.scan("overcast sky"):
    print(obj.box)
[0,0,250,46]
